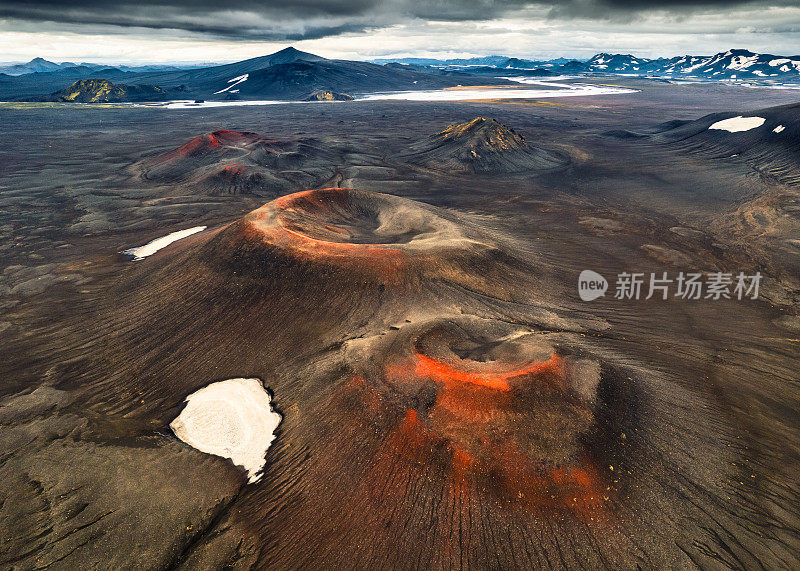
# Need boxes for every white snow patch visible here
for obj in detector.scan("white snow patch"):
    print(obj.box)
[360,81,636,102]
[160,100,288,108]
[170,378,281,483]
[774,125,786,133]
[123,226,206,260]
[708,116,766,133]
[727,55,758,71]
[141,80,631,109]
[683,59,710,73]
[214,73,249,95]
[770,58,791,66]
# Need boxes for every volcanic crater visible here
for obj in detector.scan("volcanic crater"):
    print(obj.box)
[342,315,637,514]
[133,129,346,196]
[201,187,529,293]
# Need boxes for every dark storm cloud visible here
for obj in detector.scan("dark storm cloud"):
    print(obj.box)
[549,0,799,19]
[0,0,796,40]
[0,1,383,40]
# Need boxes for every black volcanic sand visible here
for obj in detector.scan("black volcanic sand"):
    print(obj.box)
[1,78,800,568]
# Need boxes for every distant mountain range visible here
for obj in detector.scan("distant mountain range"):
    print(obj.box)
[375,49,800,81]
[583,50,800,80]
[3,47,799,103]
[1,47,511,102]
[0,56,197,76]
[371,55,575,69]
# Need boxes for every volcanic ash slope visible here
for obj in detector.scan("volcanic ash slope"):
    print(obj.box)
[655,102,800,187]
[9,187,781,568]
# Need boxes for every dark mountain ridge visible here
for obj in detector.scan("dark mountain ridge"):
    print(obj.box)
[4,47,511,102]
[7,47,800,103]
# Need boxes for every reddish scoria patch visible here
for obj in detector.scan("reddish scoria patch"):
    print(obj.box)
[160,132,222,160]
[376,351,610,517]
[221,163,245,175]
[386,405,609,515]
[158,130,270,162]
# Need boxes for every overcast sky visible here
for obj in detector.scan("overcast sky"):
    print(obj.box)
[1,0,800,64]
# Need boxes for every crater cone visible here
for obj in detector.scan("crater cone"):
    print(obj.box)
[133,129,338,196]
[406,116,569,174]
[341,316,630,513]
[204,187,526,292]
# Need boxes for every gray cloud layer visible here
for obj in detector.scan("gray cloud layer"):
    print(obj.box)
[1,0,797,40]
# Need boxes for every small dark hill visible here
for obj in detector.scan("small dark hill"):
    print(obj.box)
[41,79,168,103]
[303,89,354,101]
[405,117,569,174]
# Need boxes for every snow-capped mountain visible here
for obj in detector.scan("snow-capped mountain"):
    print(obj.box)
[584,49,800,81]
[656,49,800,79]
[586,53,650,73]
[374,49,800,82]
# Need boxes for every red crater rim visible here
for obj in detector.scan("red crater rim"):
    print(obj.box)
[237,188,487,281]
[411,351,565,392]
[161,129,270,161]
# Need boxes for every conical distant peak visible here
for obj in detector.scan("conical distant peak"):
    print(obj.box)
[437,117,527,151]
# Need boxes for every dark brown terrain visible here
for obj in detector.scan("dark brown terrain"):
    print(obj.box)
[0,77,799,569]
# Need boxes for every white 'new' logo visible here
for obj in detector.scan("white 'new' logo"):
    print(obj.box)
[578,270,608,301]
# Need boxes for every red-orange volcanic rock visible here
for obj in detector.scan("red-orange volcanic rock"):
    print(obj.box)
[208,187,521,291]
[133,129,341,197]
[344,316,608,516]
[412,351,564,391]
[220,163,246,175]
